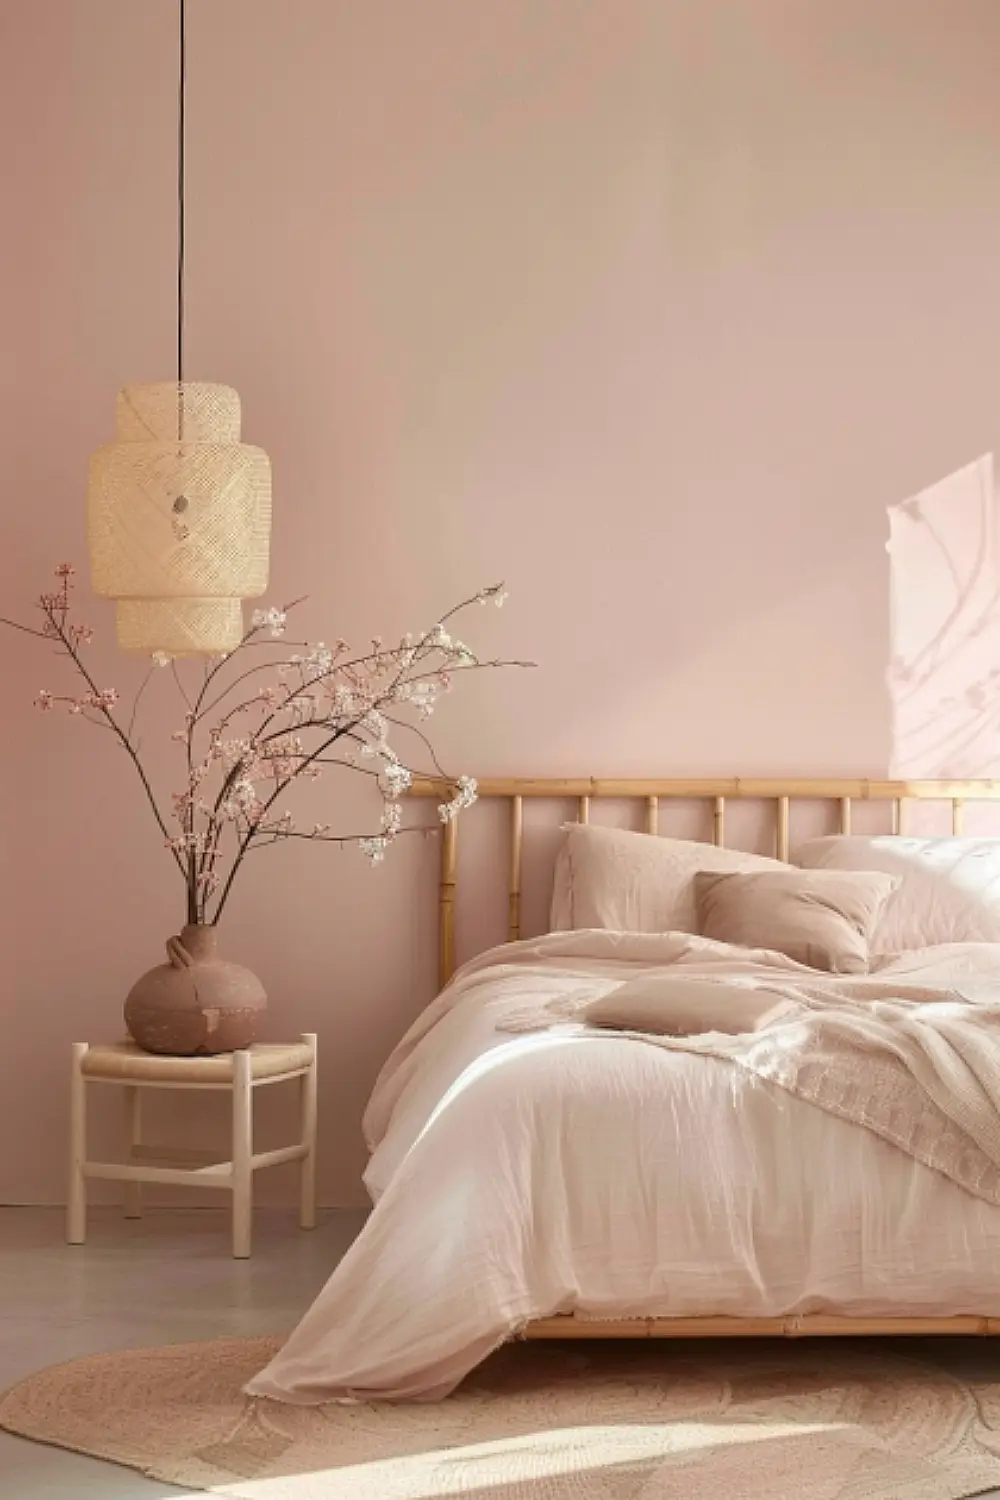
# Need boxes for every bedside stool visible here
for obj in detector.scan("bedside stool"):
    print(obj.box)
[67,1034,317,1258]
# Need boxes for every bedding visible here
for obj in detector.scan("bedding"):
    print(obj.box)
[694,867,899,972]
[550,821,783,933]
[795,835,1000,952]
[246,931,1000,1405]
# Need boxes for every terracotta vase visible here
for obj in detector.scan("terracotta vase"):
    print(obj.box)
[124,924,267,1056]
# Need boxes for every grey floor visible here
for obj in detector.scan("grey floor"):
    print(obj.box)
[4,1206,1000,1499]
[0,1205,366,1498]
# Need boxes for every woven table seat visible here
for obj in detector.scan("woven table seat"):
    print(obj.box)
[80,1040,313,1084]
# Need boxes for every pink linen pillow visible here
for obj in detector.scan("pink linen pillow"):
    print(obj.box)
[695,868,899,974]
[582,975,799,1036]
[549,822,785,935]
[795,835,1000,952]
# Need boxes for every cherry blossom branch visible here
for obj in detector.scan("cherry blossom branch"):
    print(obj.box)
[208,720,362,922]
[34,592,186,880]
[245,824,430,851]
[0,616,49,641]
[127,664,157,740]
[9,570,526,926]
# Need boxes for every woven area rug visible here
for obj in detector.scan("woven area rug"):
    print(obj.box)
[5,1338,1000,1499]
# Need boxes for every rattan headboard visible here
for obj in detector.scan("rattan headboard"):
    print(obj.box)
[406,777,1000,984]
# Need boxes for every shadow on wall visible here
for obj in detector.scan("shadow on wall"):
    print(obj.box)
[888,454,1000,778]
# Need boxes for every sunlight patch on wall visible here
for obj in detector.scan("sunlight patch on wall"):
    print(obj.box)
[888,455,1000,777]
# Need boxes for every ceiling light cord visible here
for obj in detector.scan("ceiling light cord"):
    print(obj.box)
[177,0,186,390]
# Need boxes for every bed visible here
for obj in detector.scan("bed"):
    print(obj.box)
[246,776,1000,1404]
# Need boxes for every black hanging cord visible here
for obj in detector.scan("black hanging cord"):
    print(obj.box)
[177,0,186,387]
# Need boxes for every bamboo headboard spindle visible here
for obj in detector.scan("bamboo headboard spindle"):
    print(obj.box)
[578,795,590,825]
[645,796,659,835]
[439,815,458,987]
[776,796,790,862]
[508,795,523,941]
[714,797,725,848]
[953,798,964,836]
[839,797,851,835]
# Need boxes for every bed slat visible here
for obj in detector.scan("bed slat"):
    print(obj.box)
[776,796,790,862]
[439,816,458,988]
[522,1313,1000,1341]
[508,796,523,942]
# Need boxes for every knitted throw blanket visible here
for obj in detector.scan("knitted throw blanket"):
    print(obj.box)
[503,981,1000,1206]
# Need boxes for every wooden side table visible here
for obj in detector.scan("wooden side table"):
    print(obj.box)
[67,1034,318,1258]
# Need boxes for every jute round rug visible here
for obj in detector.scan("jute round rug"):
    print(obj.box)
[4,1337,1000,1499]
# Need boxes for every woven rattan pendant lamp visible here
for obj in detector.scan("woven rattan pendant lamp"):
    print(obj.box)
[87,0,272,657]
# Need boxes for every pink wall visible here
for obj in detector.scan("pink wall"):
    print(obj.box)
[4,0,1000,1207]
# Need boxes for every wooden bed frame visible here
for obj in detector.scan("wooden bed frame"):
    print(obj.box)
[407,775,1000,1342]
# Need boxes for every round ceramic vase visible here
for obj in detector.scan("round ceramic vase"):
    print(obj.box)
[124,924,267,1055]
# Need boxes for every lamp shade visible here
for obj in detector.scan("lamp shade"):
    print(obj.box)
[87,382,272,656]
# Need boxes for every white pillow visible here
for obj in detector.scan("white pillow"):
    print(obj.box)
[550,822,784,934]
[794,835,1000,952]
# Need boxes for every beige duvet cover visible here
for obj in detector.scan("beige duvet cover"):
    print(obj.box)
[247,932,1000,1404]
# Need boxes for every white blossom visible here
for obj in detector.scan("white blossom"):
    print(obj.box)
[381,800,403,835]
[381,761,412,799]
[359,836,388,864]
[251,606,287,638]
[476,584,508,608]
[439,775,478,823]
[303,643,333,675]
[404,681,438,718]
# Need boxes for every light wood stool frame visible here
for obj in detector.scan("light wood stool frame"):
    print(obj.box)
[67,1034,318,1259]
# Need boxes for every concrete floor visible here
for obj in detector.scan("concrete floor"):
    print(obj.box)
[4,1205,1000,1499]
[0,1205,366,1499]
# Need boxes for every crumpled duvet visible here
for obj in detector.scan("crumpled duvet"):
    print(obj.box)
[246,931,1000,1404]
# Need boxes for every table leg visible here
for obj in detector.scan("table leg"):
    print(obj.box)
[232,1050,253,1259]
[123,1085,143,1219]
[299,1033,318,1230]
[67,1043,88,1245]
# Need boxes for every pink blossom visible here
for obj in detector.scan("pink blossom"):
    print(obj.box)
[84,689,118,711]
[54,563,75,579]
[69,624,94,647]
[34,690,54,712]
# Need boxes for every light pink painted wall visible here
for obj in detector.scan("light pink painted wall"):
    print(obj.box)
[4,0,1000,1206]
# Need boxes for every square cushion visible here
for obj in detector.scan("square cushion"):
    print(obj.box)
[695,868,900,974]
[582,974,799,1036]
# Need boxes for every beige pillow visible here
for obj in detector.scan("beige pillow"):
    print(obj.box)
[695,869,900,974]
[550,823,785,934]
[795,835,1000,952]
[583,975,799,1036]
